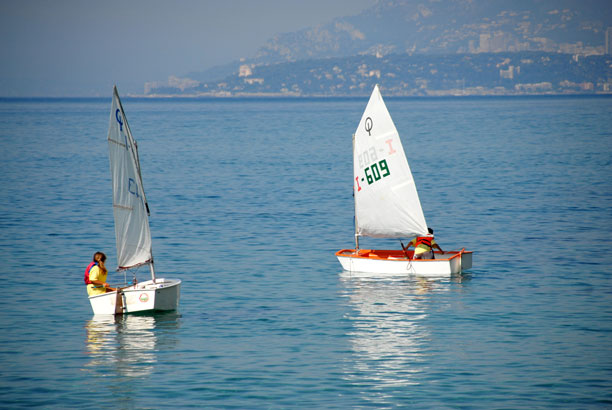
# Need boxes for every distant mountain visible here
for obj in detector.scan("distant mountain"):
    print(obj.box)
[253,0,611,61]
[145,0,612,96]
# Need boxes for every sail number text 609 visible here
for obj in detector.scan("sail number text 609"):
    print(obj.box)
[364,159,390,184]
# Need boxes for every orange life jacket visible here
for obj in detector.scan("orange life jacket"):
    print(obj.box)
[415,236,434,250]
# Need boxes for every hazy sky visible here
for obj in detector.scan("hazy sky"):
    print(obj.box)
[0,0,375,97]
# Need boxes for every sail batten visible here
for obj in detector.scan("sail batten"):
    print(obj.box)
[353,85,428,238]
[108,86,153,270]
[108,138,128,149]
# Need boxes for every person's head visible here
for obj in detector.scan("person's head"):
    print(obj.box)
[428,227,434,235]
[93,252,106,264]
[93,252,107,274]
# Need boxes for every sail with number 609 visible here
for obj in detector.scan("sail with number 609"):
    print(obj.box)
[353,85,428,239]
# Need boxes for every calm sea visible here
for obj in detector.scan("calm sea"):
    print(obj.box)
[0,95,611,409]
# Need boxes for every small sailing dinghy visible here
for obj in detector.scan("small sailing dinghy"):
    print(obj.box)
[88,86,181,315]
[336,85,472,277]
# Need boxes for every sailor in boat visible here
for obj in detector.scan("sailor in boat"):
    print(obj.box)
[403,228,444,260]
[85,252,118,296]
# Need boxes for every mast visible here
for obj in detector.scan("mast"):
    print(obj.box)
[353,133,360,251]
[149,260,156,282]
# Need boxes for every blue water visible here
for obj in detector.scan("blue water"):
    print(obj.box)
[1,95,611,408]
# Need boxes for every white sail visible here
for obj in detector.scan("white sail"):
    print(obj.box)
[353,85,428,238]
[108,86,153,269]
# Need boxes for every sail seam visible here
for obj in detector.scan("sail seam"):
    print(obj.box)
[371,129,397,141]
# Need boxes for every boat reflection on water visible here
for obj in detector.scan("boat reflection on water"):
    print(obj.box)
[83,312,180,378]
[339,272,467,397]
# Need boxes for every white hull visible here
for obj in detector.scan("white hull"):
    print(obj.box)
[336,249,472,277]
[89,278,181,315]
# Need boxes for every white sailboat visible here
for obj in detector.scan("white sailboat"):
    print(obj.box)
[88,86,181,315]
[336,85,472,277]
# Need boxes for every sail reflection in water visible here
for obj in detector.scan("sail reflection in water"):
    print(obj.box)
[340,274,456,394]
[83,313,180,378]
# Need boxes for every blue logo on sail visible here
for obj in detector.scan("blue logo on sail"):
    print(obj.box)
[115,109,123,131]
[128,178,140,198]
